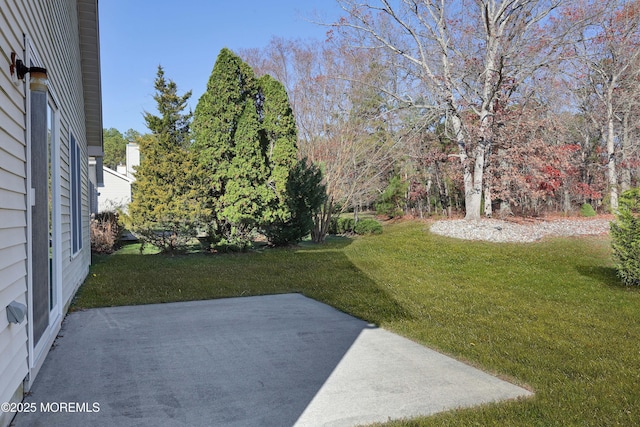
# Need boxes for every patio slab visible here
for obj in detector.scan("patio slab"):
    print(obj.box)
[13,293,531,426]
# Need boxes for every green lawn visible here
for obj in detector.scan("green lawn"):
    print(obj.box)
[74,220,640,426]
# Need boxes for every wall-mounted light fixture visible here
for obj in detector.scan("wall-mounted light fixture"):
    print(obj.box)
[10,52,48,89]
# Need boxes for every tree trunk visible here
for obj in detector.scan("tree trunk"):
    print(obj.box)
[450,113,482,221]
[607,99,618,212]
[482,147,492,218]
[466,139,488,221]
[425,175,432,217]
[484,185,492,218]
[621,110,632,192]
[563,187,571,215]
[312,198,333,243]
[466,188,482,220]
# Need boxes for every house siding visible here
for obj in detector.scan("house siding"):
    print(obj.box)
[15,0,92,315]
[98,167,134,212]
[0,1,29,422]
[0,1,100,424]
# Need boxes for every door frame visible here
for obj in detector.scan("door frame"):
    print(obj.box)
[24,36,63,388]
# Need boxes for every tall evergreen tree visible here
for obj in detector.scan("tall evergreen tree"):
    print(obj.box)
[259,75,298,221]
[192,48,260,246]
[127,66,196,253]
[258,74,325,245]
[194,48,324,247]
[222,97,271,244]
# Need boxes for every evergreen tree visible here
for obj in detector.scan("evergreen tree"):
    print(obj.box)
[222,98,271,246]
[258,74,326,245]
[263,158,326,246]
[193,48,325,247]
[127,66,196,254]
[610,188,640,286]
[192,48,260,246]
[123,128,141,145]
[102,128,126,169]
[375,176,408,218]
[258,75,298,222]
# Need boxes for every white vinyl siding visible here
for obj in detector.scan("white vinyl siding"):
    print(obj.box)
[8,0,91,302]
[0,0,99,417]
[98,167,134,213]
[0,1,29,420]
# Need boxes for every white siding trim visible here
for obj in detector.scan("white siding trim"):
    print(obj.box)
[49,96,63,331]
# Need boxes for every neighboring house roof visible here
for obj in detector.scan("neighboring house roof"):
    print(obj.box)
[103,166,134,184]
[78,0,103,157]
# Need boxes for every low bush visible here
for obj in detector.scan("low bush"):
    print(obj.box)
[580,203,597,217]
[336,217,355,234]
[328,216,339,235]
[90,211,124,254]
[610,188,640,286]
[354,218,383,235]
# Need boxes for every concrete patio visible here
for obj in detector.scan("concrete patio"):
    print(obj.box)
[14,294,532,426]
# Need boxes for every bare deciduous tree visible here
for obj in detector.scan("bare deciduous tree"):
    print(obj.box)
[569,0,640,210]
[331,0,564,219]
[242,38,401,231]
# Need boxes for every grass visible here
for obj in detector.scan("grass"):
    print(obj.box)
[74,220,640,426]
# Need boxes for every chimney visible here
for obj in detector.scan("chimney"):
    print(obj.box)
[125,143,140,179]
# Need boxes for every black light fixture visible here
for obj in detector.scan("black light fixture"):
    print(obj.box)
[10,52,47,84]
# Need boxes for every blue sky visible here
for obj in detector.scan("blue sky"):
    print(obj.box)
[99,0,343,134]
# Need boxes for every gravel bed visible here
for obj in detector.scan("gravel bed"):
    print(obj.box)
[429,218,611,243]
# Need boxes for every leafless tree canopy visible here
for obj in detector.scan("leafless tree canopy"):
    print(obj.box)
[241,0,640,220]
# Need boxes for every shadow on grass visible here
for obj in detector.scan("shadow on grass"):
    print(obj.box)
[575,265,634,290]
[106,235,355,256]
[79,236,411,325]
[297,235,353,250]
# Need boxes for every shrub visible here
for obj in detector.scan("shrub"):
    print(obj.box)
[610,188,640,286]
[336,217,355,234]
[328,216,339,235]
[354,219,383,235]
[90,211,123,254]
[261,159,326,246]
[580,203,597,217]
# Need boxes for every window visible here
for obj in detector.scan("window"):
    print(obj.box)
[70,133,83,255]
